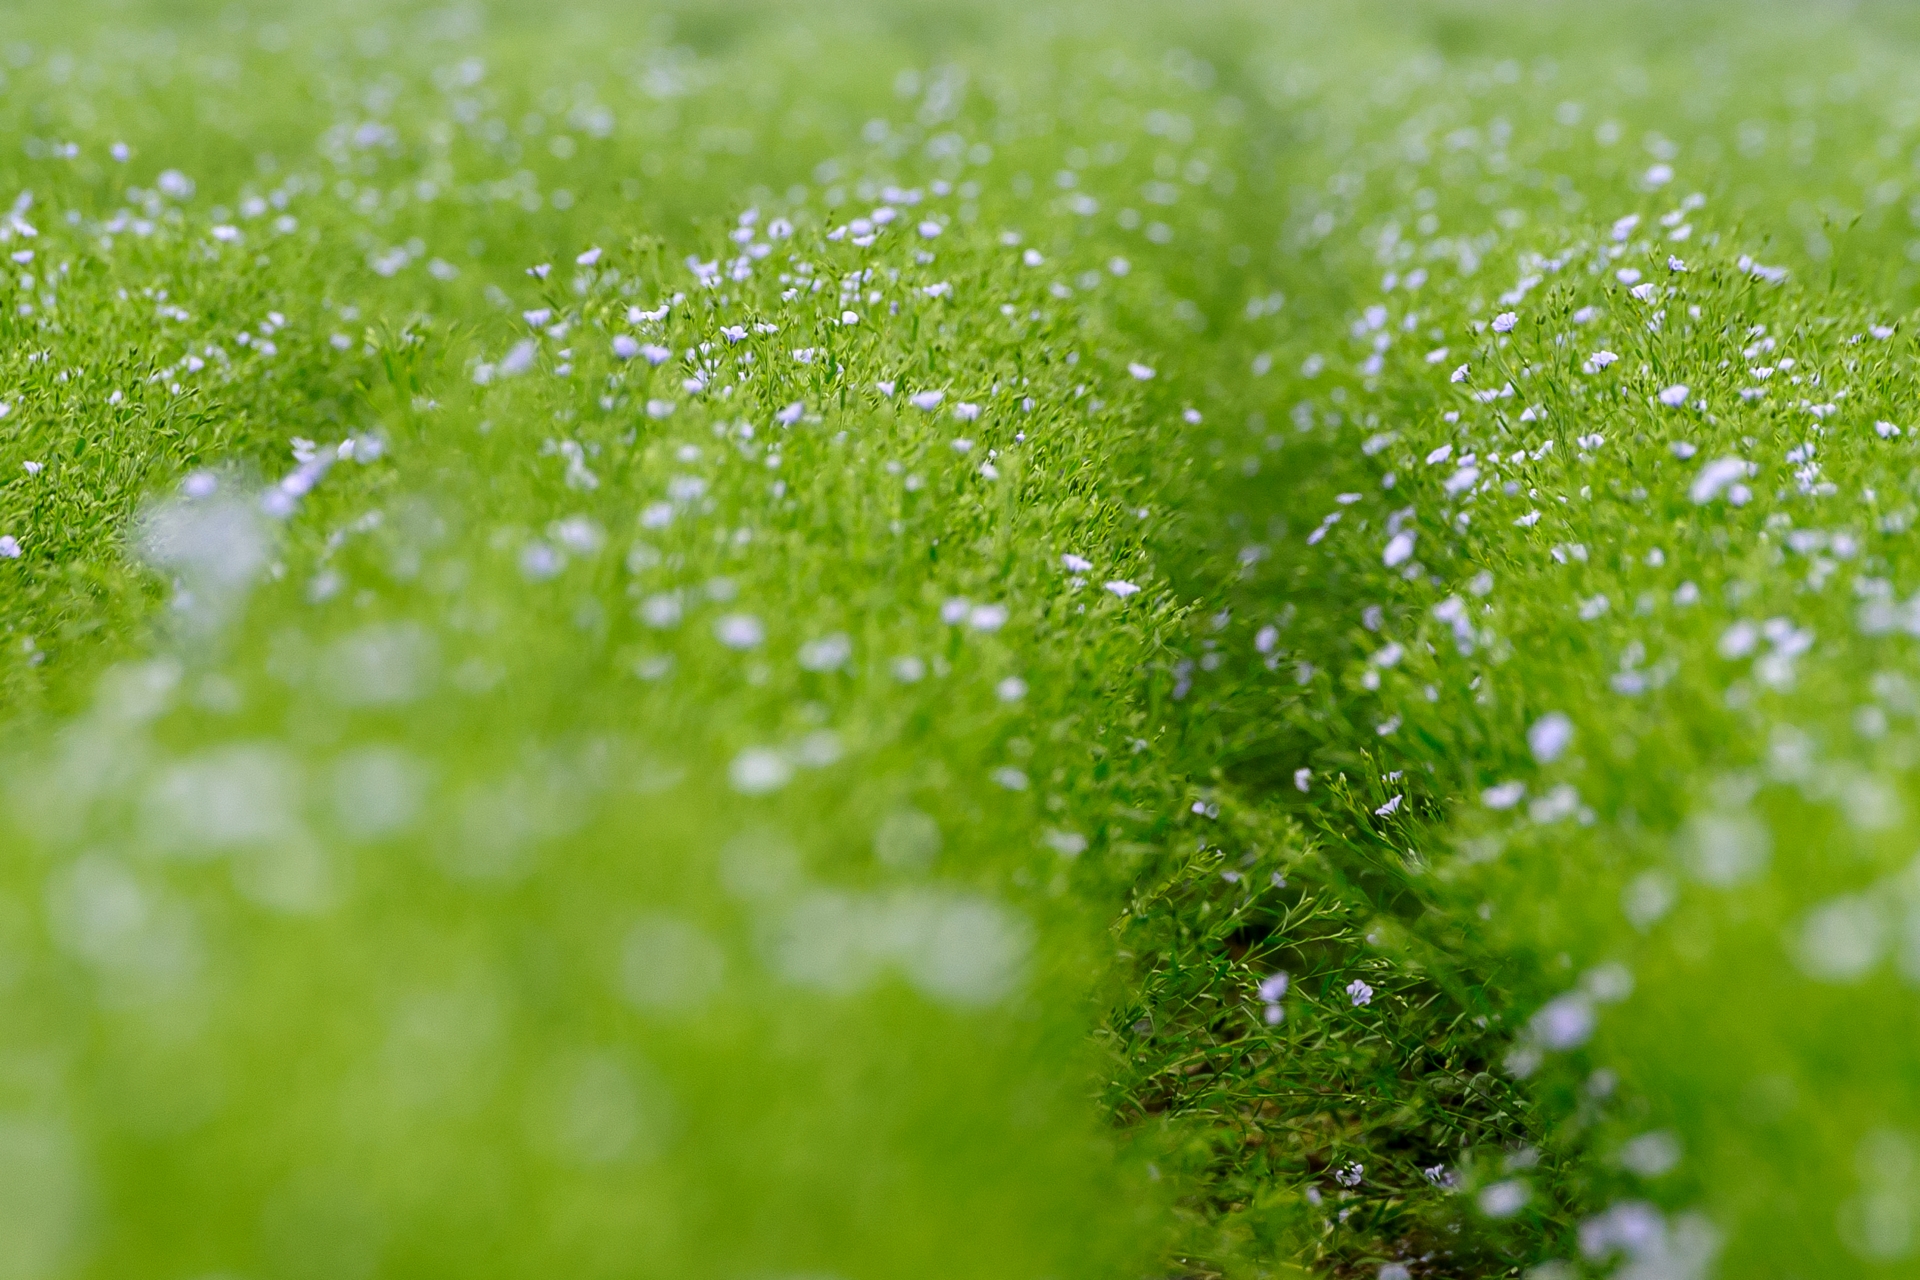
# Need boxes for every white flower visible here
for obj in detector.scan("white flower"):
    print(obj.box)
[840,310,860,326]
[1492,311,1518,333]
[1127,362,1156,380]
[1061,553,1093,572]
[1588,350,1619,369]
[1383,531,1416,566]
[1105,580,1141,598]
[967,604,1009,631]
[498,340,538,378]
[576,247,602,265]
[1688,456,1750,504]
[1658,384,1691,407]
[797,634,852,672]
[909,389,944,411]
[1618,1131,1683,1177]
[1876,421,1902,439]
[995,676,1027,702]
[1483,781,1527,809]
[730,748,792,795]
[0,535,19,558]
[1530,992,1596,1049]
[1478,1180,1530,1218]
[1528,712,1575,764]
[776,401,805,427]
[714,614,765,649]
[1631,282,1658,303]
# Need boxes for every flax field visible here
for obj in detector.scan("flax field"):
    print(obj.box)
[4,2,1920,1278]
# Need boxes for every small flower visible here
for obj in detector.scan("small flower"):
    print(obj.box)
[1478,1180,1529,1219]
[730,747,792,795]
[1061,553,1093,572]
[1346,979,1374,1007]
[1528,712,1574,764]
[1450,363,1471,383]
[1105,580,1141,598]
[1492,311,1517,333]
[0,535,19,558]
[611,335,641,360]
[909,389,944,411]
[1688,456,1750,504]
[576,247,602,266]
[797,634,852,672]
[1383,531,1416,566]
[1127,362,1156,380]
[1658,384,1691,407]
[715,614,765,649]
[1483,781,1527,809]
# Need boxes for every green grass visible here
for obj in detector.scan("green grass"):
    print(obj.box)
[10,1,1920,1277]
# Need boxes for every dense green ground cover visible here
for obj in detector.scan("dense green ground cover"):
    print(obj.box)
[9,1,1920,1278]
